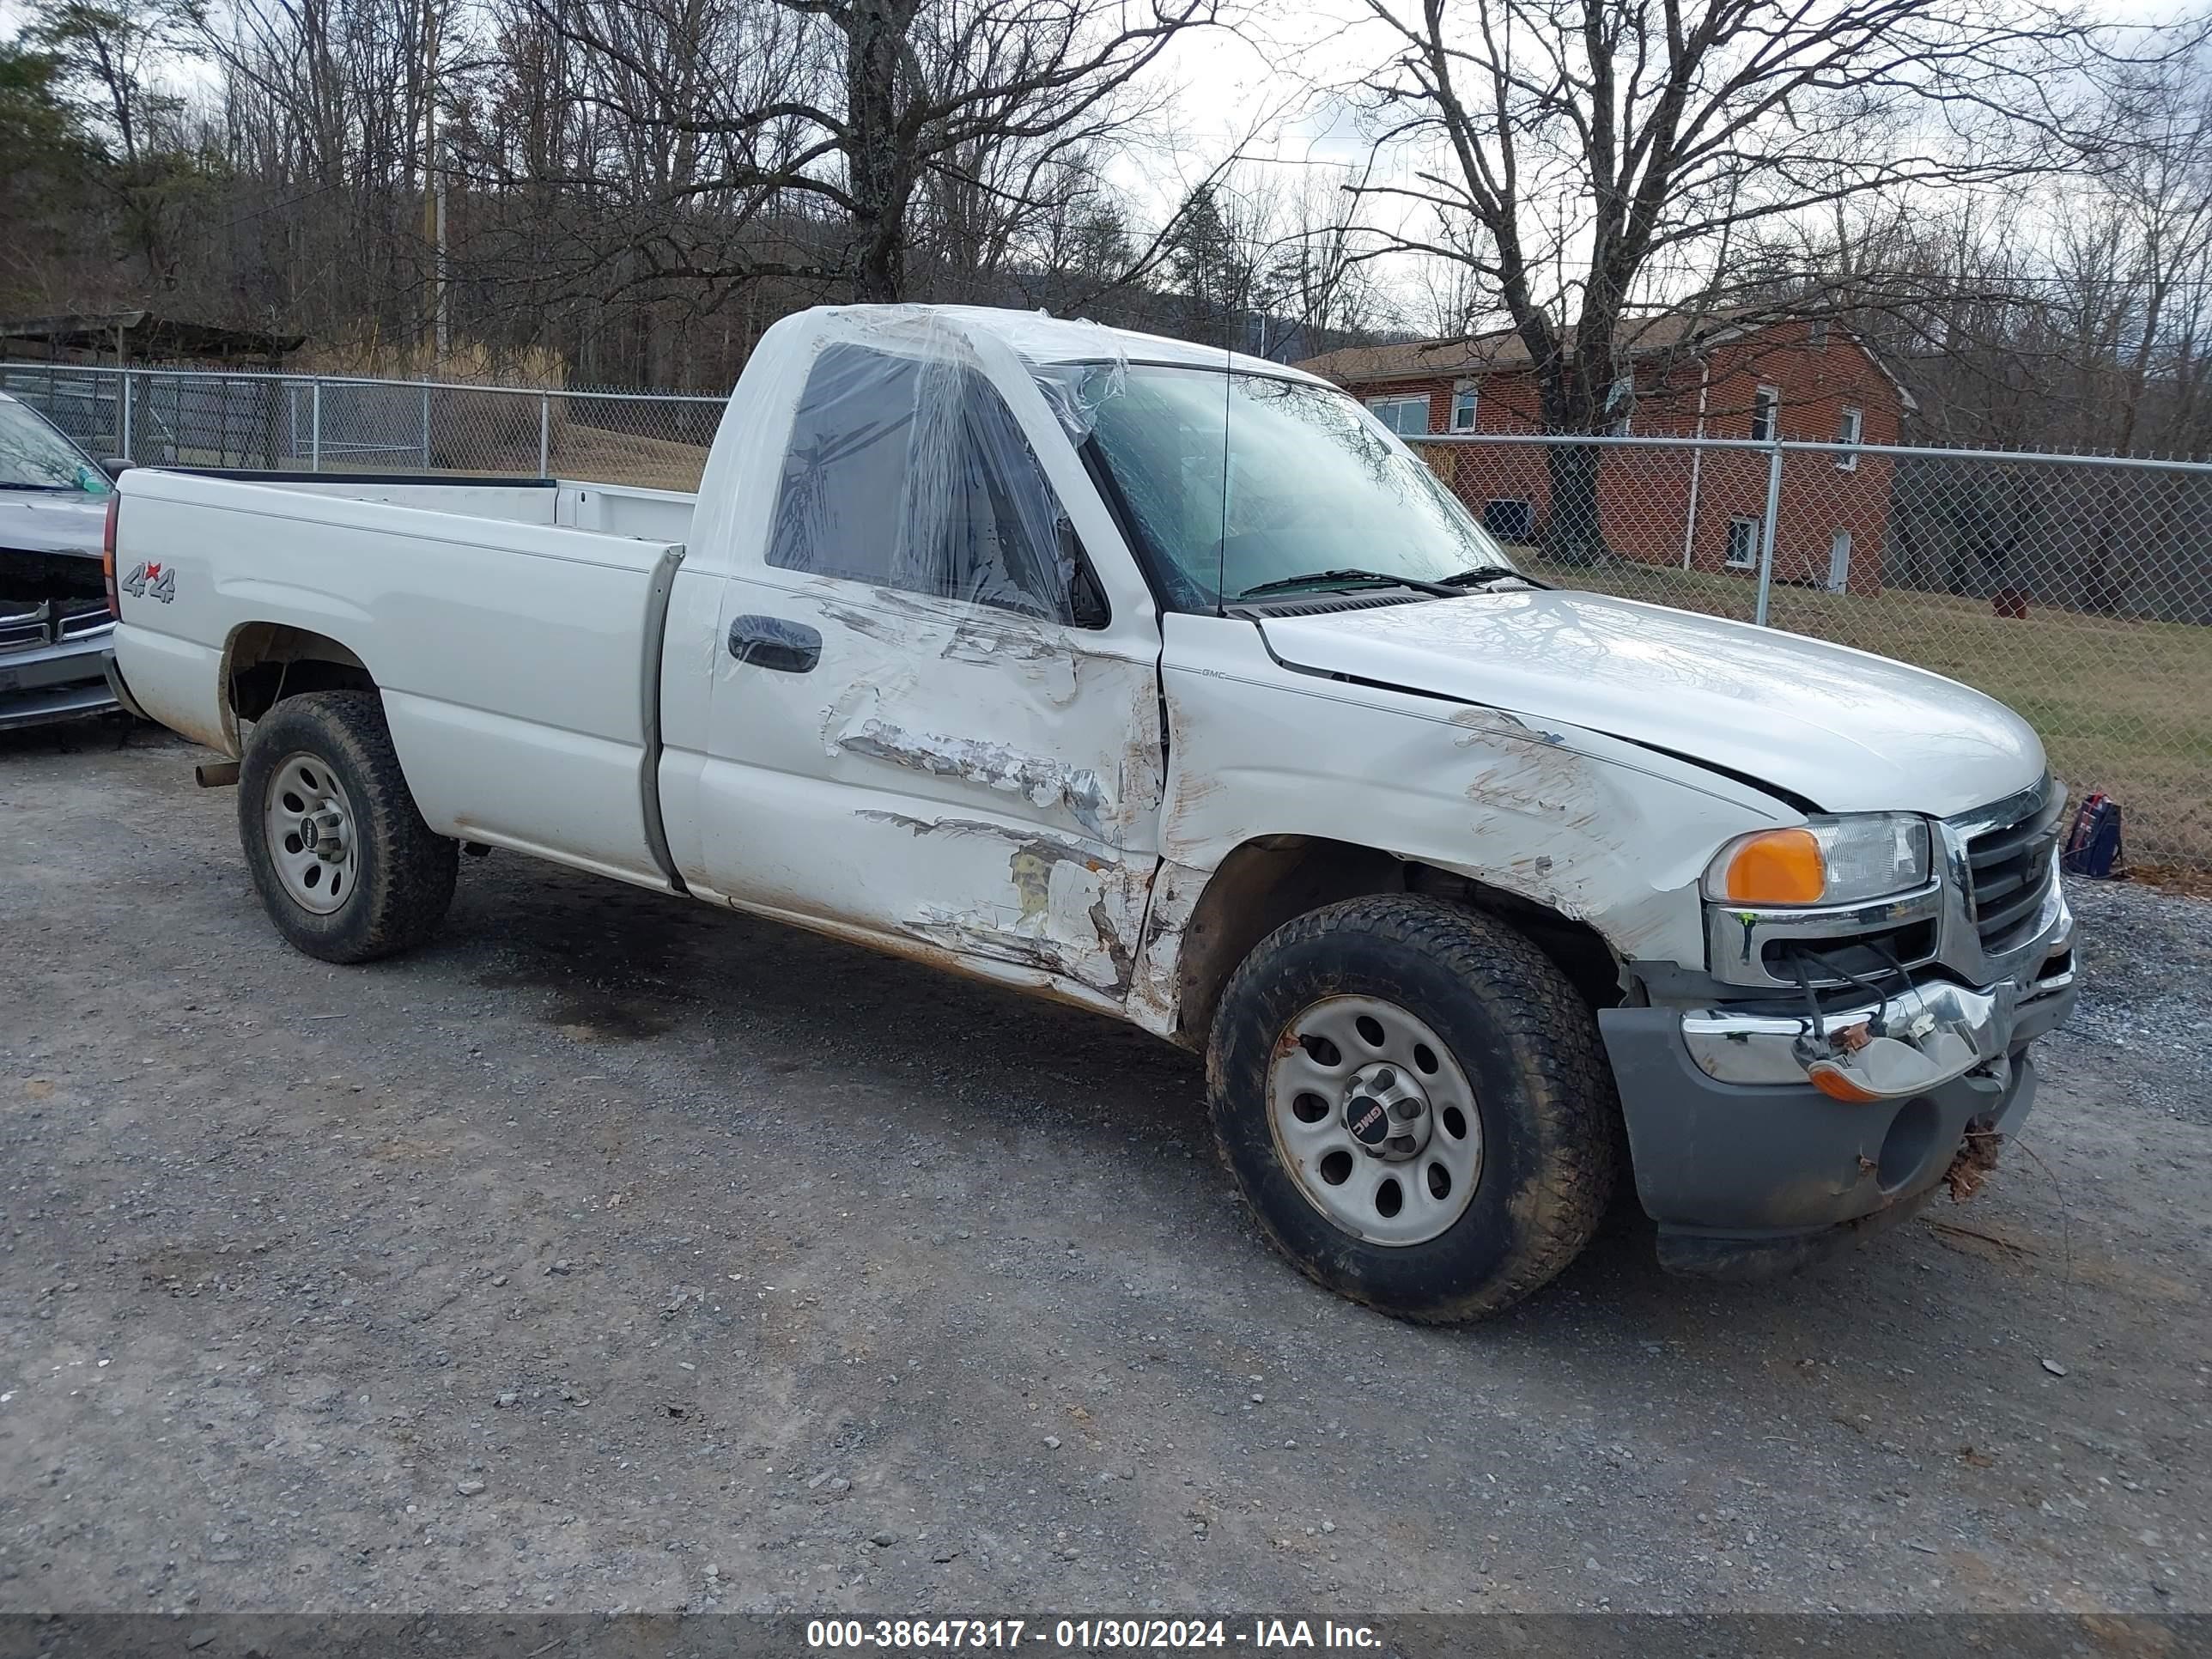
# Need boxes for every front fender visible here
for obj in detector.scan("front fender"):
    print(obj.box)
[1151,615,1790,973]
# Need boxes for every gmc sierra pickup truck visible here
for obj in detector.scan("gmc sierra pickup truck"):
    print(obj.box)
[106,304,2078,1320]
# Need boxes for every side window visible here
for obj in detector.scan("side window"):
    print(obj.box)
[767,343,1087,624]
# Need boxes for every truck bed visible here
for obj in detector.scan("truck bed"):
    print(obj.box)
[148,470,698,542]
[113,469,694,889]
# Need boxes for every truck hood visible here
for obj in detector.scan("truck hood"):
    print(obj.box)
[0,490,106,557]
[1256,588,2045,817]
[0,490,108,602]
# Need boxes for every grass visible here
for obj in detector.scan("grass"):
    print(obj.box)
[549,423,711,493]
[1517,553,2212,871]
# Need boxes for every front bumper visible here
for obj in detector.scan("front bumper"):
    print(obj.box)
[0,629,119,731]
[1597,933,2078,1280]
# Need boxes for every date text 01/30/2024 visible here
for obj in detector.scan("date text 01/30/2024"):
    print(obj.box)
[805,1619,1382,1650]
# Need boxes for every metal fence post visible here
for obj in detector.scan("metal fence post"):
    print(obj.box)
[310,379,323,471]
[538,392,550,478]
[118,369,132,462]
[422,385,433,466]
[1753,437,1784,626]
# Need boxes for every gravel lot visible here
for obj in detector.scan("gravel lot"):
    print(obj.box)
[3,725,2209,1619]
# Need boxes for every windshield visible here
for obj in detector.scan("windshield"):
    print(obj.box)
[1045,364,1511,611]
[0,398,112,495]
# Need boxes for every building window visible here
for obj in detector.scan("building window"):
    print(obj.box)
[1606,372,1635,436]
[1450,383,1478,431]
[1725,515,1760,569]
[1366,394,1430,437]
[1750,385,1780,442]
[1808,319,1830,349]
[1482,498,1534,544]
[1835,404,1863,470]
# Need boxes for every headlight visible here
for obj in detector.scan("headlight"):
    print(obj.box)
[1704,815,1932,907]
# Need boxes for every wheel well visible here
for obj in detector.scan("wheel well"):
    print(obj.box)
[1171,836,1622,1048]
[226,623,376,724]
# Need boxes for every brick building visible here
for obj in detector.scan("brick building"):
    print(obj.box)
[1297,313,1916,594]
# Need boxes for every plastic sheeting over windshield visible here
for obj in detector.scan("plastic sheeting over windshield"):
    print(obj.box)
[1031,350,1127,444]
[765,323,1084,624]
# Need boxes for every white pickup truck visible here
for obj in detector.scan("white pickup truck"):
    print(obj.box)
[106,305,2078,1320]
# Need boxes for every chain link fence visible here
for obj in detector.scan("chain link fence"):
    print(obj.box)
[1413,432,2212,876]
[0,362,721,490]
[4,361,2205,875]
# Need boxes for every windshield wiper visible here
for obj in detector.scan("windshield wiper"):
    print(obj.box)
[1236,567,1462,601]
[1437,564,1547,590]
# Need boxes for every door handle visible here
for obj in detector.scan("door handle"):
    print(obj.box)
[727,614,822,674]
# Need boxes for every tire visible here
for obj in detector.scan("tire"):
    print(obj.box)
[1206,894,1619,1322]
[238,689,457,963]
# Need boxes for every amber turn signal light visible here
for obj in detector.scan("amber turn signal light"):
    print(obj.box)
[1806,1060,1883,1103]
[1718,827,1826,904]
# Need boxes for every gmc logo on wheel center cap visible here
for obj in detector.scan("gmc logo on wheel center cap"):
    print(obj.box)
[1347,1097,1389,1145]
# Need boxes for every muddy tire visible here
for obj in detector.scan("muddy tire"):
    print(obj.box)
[1206,895,1619,1322]
[238,690,457,963]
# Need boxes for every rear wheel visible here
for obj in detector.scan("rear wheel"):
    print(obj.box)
[238,690,456,963]
[1206,895,1619,1322]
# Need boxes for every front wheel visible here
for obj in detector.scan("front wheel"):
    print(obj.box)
[1206,895,1619,1322]
[238,690,457,963]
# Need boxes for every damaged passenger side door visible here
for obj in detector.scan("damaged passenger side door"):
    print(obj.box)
[697,337,1164,1006]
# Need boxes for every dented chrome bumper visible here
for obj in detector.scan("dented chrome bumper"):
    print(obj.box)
[1680,939,2076,1097]
[1595,882,2077,1280]
[1685,848,2075,1099]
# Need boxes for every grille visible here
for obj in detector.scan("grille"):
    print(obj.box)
[0,604,46,652]
[1965,782,2066,956]
[58,600,114,640]
[0,599,112,651]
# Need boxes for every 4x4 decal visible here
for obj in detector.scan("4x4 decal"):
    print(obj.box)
[120,561,175,603]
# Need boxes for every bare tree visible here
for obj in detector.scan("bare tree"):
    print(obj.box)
[541,0,1222,303]
[2079,58,2212,459]
[1263,161,1383,355]
[1346,0,2172,557]
[25,0,205,283]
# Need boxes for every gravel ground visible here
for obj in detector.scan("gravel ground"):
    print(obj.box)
[3,725,2209,1619]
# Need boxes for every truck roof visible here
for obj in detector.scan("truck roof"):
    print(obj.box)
[797,304,1331,385]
